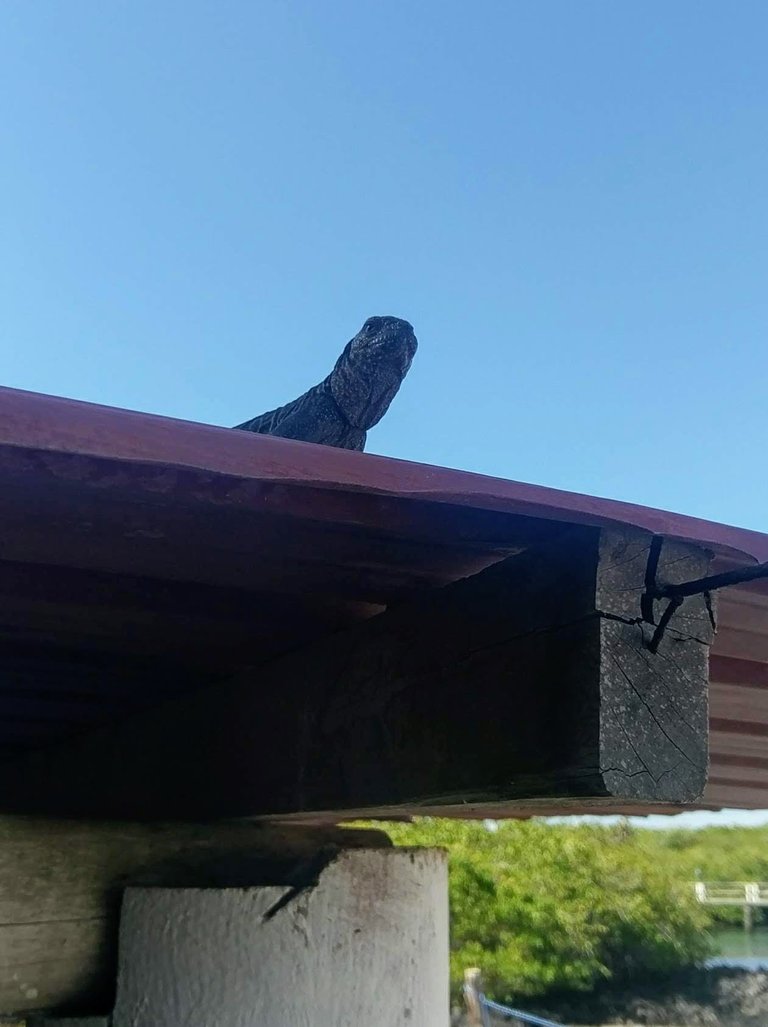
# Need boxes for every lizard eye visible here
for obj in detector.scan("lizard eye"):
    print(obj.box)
[365,320,378,334]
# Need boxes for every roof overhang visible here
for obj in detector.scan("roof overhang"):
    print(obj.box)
[0,385,766,817]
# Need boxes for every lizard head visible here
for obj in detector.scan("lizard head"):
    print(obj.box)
[330,316,418,431]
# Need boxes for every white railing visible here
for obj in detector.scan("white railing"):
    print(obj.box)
[694,881,768,906]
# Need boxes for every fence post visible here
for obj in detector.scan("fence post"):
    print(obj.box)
[464,967,487,1026]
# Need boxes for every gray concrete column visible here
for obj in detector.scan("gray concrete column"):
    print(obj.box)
[112,847,448,1027]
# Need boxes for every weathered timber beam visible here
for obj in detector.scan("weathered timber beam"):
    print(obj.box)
[0,525,715,819]
[0,816,390,1017]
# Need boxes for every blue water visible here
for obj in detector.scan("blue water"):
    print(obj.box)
[707,927,768,970]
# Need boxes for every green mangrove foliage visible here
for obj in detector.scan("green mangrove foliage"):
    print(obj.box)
[382,819,718,1002]
[637,823,768,927]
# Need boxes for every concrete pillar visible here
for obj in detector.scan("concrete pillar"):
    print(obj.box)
[112,847,448,1027]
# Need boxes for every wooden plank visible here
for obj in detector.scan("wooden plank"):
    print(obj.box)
[0,816,390,1017]
[0,526,714,820]
[1,919,110,1018]
[0,559,375,669]
[0,469,533,604]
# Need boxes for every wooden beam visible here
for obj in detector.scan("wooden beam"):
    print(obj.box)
[0,469,530,604]
[0,526,715,820]
[0,559,375,670]
[0,816,390,1017]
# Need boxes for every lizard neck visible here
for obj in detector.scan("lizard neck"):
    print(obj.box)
[328,345,408,431]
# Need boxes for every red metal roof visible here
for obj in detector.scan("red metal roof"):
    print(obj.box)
[1,384,767,810]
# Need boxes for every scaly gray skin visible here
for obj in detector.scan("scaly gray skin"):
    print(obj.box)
[234,316,417,451]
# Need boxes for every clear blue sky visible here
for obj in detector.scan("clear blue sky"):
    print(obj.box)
[3,1,768,530]
[2,1,768,825]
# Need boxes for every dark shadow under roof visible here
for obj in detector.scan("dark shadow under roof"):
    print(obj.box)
[1,384,767,811]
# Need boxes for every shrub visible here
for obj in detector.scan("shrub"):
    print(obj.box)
[381,819,713,1002]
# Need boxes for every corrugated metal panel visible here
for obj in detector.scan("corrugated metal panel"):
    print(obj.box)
[707,584,768,807]
[1,384,767,812]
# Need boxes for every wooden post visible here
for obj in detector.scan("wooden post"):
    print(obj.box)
[111,848,449,1027]
[464,967,488,1027]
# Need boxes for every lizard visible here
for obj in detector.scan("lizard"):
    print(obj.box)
[234,315,417,451]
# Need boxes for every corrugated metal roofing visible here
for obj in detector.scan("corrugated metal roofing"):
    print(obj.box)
[1,384,767,812]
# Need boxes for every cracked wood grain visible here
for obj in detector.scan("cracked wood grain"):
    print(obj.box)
[596,528,713,799]
[0,527,714,819]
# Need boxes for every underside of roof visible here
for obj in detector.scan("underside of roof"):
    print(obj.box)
[0,384,766,815]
